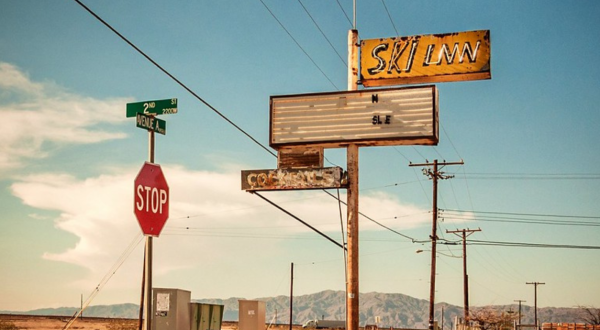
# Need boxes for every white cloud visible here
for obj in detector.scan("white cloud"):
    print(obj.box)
[10,165,431,295]
[0,61,130,173]
[0,62,44,95]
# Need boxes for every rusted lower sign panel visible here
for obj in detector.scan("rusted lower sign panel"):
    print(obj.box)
[278,147,324,169]
[270,85,438,149]
[360,30,490,87]
[241,167,347,191]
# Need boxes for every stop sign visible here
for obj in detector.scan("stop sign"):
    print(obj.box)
[134,162,169,236]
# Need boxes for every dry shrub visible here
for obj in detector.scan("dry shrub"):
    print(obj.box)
[106,320,137,330]
[0,320,20,330]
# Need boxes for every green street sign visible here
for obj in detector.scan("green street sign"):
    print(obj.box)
[136,113,166,135]
[126,98,177,117]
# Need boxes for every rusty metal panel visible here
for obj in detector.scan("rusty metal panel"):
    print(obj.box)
[241,167,347,191]
[278,147,324,168]
[270,85,438,149]
[360,30,490,87]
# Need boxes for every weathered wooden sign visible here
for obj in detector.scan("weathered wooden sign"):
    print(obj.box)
[360,30,490,87]
[241,167,347,191]
[270,85,438,149]
[277,147,324,169]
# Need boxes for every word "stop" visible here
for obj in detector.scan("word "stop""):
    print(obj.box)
[135,185,168,214]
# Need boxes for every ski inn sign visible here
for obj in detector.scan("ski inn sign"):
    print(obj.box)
[360,30,490,87]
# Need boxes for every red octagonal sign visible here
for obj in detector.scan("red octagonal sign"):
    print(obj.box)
[134,162,169,237]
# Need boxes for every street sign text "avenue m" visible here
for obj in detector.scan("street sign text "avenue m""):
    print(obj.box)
[136,112,166,135]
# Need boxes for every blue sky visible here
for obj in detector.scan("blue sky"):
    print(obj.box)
[1,0,599,315]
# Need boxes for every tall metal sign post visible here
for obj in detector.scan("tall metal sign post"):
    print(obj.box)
[127,98,177,330]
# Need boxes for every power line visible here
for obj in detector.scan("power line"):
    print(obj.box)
[381,0,399,36]
[441,125,464,161]
[445,214,600,227]
[63,232,144,330]
[455,239,600,250]
[446,208,600,219]
[321,189,417,242]
[253,191,346,250]
[455,173,600,180]
[164,225,600,250]
[436,120,476,212]
[335,0,353,27]
[73,0,276,158]
[443,209,600,227]
[297,0,347,67]
[258,0,340,90]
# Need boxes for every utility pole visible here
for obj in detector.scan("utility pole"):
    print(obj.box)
[346,28,360,330]
[410,160,463,330]
[514,300,526,328]
[290,263,294,330]
[526,282,545,330]
[446,228,481,324]
[441,306,444,330]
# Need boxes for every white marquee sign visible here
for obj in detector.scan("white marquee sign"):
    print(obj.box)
[270,85,439,149]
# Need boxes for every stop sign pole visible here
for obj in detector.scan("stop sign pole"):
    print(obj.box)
[127,99,176,330]
[142,129,155,330]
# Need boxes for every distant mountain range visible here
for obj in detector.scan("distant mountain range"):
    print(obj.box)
[2,291,592,327]
[0,303,140,319]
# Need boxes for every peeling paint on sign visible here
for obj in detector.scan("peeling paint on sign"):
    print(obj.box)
[241,167,347,191]
[360,30,491,87]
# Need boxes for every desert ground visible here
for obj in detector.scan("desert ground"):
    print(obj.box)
[0,314,301,330]
[1,314,140,330]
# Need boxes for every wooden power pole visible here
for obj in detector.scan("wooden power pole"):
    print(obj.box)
[446,228,481,323]
[514,299,526,327]
[527,282,545,329]
[290,262,294,330]
[346,28,360,330]
[410,160,463,330]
